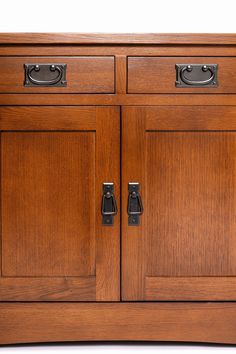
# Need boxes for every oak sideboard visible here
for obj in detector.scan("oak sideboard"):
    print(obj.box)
[1,33,236,344]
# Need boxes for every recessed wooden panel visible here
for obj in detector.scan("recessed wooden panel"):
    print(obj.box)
[122,106,236,300]
[0,56,114,93]
[146,131,236,277]
[2,132,96,277]
[128,57,236,93]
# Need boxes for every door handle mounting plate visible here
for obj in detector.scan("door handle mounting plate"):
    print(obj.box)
[128,182,143,226]
[102,183,118,226]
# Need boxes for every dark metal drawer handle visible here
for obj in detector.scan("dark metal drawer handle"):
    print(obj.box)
[181,65,215,85]
[28,65,62,85]
[176,64,218,88]
[128,183,143,226]
[24,64,67,87]
[102,183,118,226]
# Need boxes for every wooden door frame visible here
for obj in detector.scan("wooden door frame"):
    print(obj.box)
[122,106,236,300]
[0,106,120,301]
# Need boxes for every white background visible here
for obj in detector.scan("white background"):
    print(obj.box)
[1,0,236,353]
[0,0,236,33]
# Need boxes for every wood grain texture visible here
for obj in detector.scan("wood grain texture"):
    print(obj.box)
[2,132,96,277]
[128,57,236,94]
[2,94,236,106]
[0,33,236,44]
[0,57,114,93]
[3,45,236,57]
[95,107,120,301]
[146,277,236,300]
[0,106,120,301]
[146,131,236,278]
[0,277,95,301]
[1,302,236,344]
[145,106,236,130]
[122,106,236,300]
[115,56,127,94]
[122,107,146,300]
[0,106,96,130]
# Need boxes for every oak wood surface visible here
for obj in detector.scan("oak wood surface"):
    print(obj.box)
[1,302,236,344]
[0,106,120,301]
[95,107,120,301]
[145,106,236,130]
[122,107,146,300]
[115,56,127,94]
[2,132,96,277]
[146,130,236,276]
[2,45,236,57]
[0,33,236,44]
[0,277,95,301]
[0,56,114,93]
[2,94,236,106]
[128,57,236,93]
[0,106,96,130]
[145,277,236,300]
[122,106,236,300]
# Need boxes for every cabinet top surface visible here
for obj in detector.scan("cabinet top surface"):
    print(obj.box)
[0,33,236,45]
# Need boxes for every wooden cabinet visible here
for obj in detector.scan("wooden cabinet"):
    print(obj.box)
[2,33,236,345]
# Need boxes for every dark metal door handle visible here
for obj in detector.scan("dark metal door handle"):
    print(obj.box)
[127,183,143,226]
[24,64,67,87]
[176,64,218,87]
[102,183,118,225]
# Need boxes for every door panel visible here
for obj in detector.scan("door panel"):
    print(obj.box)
[146,131,236,277]
[2,132,95,277]
[0,106,120,301]
[122,106,236,300]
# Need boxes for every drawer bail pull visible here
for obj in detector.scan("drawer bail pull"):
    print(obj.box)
[102,183,118,226]
[127,182,143,226]
[176,64,218,87]
[24,63,67,87]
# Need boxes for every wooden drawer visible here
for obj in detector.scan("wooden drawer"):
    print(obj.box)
[0,56,114,93]
[128,57,236,93]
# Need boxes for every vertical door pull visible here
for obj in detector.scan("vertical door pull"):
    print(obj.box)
[102,183,118,225]
[127,183,143,226]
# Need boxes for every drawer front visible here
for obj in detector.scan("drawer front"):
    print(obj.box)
[128,57,236,93]
[0,57,114,93]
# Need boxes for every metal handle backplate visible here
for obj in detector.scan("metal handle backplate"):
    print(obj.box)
[102,183,118,226]
[128,183,143,226]
[24,64,67,87]
[176,64,218,88]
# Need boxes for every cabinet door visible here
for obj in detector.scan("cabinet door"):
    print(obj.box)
[122,106,236,300]
[0,106,120,301]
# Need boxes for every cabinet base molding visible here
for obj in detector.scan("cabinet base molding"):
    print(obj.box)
[1,302,236,345]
